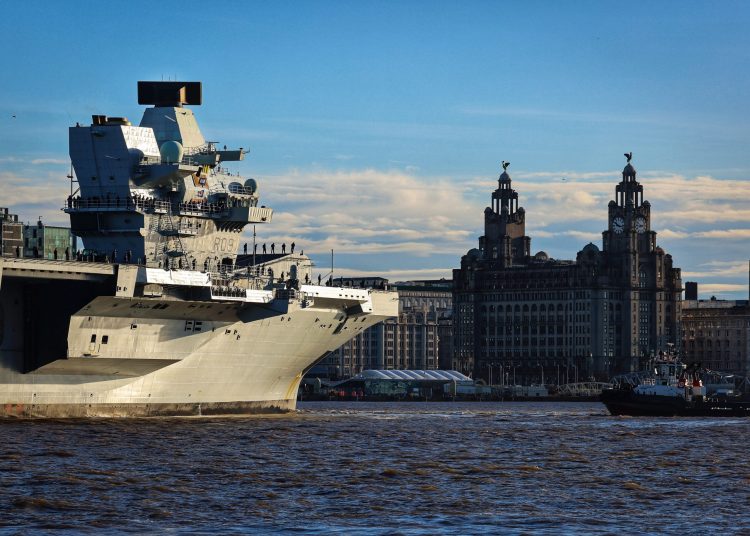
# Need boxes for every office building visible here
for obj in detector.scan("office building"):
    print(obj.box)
[453,157,682,383]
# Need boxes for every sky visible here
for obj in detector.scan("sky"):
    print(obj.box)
[0,1,749,298]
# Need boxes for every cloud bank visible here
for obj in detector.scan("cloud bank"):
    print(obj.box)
[3,160,748,298]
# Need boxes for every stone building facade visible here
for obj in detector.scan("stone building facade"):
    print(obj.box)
[681,298,750,377]
[314,310,441,379]
[308,280,452,379]
[453,157,682,383]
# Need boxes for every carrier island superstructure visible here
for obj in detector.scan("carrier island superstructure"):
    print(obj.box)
[0,81,398,417]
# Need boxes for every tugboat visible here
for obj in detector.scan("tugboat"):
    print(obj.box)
[601,353,750,417]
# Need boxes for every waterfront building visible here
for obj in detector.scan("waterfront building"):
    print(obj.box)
[332,276,389,289]
[23,219,75,260]
[394,279,454,370]
[682,294,750,377]
[0,208,23,258]
[453,157,682,384]
[310,279,451,379]
[311,310,441,379]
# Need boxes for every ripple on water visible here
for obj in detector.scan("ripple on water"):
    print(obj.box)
[1,401,749,533]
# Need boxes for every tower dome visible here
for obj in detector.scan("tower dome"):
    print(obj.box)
[622,152,636,178]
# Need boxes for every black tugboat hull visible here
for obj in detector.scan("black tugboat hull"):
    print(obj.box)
[601,389,750,417]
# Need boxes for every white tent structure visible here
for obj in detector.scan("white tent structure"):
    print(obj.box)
[352,370,472,382]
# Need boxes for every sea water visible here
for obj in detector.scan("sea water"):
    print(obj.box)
[1,401,749,534]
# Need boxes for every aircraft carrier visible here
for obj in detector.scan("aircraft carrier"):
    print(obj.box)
[0,81,398,418]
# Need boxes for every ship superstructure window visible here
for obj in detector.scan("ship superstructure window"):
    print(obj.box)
[102,336,109,344]
[185,320,203,332]
[90,334,96,343]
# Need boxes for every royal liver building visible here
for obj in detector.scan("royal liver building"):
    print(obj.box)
[453,156,682,383]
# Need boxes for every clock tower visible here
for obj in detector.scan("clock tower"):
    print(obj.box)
[601,153,681,371]
[603,152,654,255]
[453,154,682,382]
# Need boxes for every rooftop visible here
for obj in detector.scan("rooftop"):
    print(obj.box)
[352,370,471,382]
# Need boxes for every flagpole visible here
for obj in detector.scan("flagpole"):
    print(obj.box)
[252,225,256,275]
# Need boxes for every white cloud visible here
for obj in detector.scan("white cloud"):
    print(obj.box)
[0,171,69,224]
[30,158,69,165]
[696,284,748,299]
[0,156,69,166]
[682,260,749,279]
[332,266,454,282]
[237,167,750,286]
[694,229,750,239]
[2,161,749,297]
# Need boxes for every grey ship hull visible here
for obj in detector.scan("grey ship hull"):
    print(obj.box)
[1,81,400,417]
[0,260,398,418]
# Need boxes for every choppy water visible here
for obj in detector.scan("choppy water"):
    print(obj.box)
[1,401,749,535]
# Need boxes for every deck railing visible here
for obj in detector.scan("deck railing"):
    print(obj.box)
[63,196,256,218]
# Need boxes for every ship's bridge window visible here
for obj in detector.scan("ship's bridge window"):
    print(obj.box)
[90,334,96,343]
[102,335,109,344]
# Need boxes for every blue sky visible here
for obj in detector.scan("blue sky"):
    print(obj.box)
[1,1,749,297]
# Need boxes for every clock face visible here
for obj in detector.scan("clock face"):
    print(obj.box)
[612,216,625,234]
[635,217,647,233]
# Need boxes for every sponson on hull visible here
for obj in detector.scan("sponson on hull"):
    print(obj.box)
[0,81,398,418]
